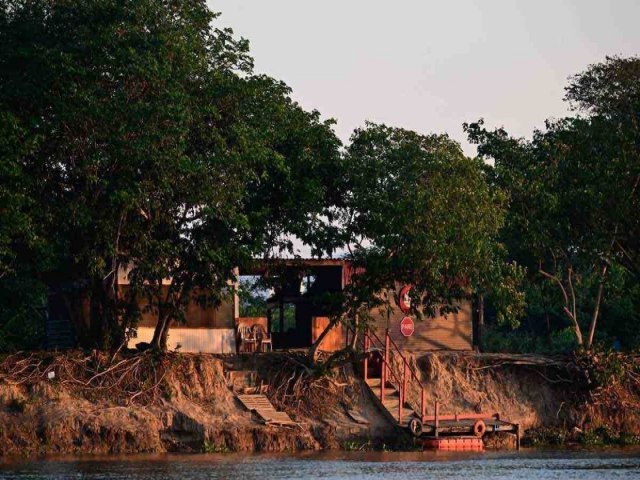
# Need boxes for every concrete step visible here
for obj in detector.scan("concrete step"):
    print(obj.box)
[380,388,399,397]
[390,410,417,423]
[382,397,410,409]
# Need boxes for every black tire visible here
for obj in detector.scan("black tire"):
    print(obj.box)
[473,419,486,437]
[408,418,423,437]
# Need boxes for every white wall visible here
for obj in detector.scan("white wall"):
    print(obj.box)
[128,327,236,354]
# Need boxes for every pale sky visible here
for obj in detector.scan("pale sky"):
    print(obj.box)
[209,0,640,156]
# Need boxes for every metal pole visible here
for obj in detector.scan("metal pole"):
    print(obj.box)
[380,363,385,403]
[400,363,407,425]
[403,363,408,407]
[384,329,390,384]
[435,400,440,438]
[363,328,369,381]
[421,388,425,424]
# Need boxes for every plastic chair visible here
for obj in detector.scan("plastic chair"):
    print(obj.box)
[252,324,272,352]
[238,324,256,353]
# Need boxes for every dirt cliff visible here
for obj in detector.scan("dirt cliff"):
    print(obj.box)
[0,350,638,456]
[409,351,640,446]
[0,351,391,456]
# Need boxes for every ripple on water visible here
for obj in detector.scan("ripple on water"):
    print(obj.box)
[1,449,640,480]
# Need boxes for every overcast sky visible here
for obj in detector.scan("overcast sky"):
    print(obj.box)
[209,0,640,156]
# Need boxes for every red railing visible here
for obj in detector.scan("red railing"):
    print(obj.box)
[348,325,499,431]
[359,327,427,425]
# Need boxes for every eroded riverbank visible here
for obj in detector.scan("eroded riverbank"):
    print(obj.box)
[1,350,639,456]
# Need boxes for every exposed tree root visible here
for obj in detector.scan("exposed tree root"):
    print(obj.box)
[0,350,175,405]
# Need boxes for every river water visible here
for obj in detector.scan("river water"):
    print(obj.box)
[1,449,639,480]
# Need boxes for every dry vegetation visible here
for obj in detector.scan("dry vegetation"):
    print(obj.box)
[258,352,357,418]
[0,350,173,406]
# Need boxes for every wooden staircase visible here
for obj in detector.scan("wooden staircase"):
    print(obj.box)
[353,327,521,447]
[352,327,427,433]
[365,378,417,427]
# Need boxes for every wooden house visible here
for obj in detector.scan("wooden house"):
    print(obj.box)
[47,259,476,354]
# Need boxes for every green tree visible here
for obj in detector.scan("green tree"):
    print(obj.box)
[466,56,640,350]
[565,56,640,283]
[0,0,253,349]
[309,123,510,360]
[0,111,47,350]
[0,0,344,351]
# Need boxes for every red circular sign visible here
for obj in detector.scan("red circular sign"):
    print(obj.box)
[399,285,412,314]
[400,316,415,337]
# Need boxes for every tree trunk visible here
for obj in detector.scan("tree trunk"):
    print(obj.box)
[586,264,608,350]
[159,318,171,351]
[151,306,171,351]
[539,267,583,346]
[62,290,91,348]
[572,317,583,346]
[350,314,359,350]
[88,280,112,349]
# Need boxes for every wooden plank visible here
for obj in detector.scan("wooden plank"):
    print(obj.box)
[236,394,298,427]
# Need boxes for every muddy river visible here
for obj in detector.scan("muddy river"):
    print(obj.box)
[1,449,639,479]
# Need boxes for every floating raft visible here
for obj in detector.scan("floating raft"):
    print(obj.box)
[421,417,518,436]
[236,394,298,427]
[422,436,484,451]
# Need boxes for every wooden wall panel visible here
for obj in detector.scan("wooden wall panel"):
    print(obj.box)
[312,316,344,352]
[129,327,235,353]
[120,286,234,329]
[369,294,473,353]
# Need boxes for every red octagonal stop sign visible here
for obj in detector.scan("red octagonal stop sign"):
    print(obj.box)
[400,316,414,337]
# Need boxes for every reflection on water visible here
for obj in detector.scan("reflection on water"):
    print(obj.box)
[1,449,640,480]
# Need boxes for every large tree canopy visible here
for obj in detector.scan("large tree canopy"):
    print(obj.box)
[341,123,508,321]
[466,56,640,350]
[0,0,343,350]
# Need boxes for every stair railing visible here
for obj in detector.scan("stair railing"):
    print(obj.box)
[358,326,427,425]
